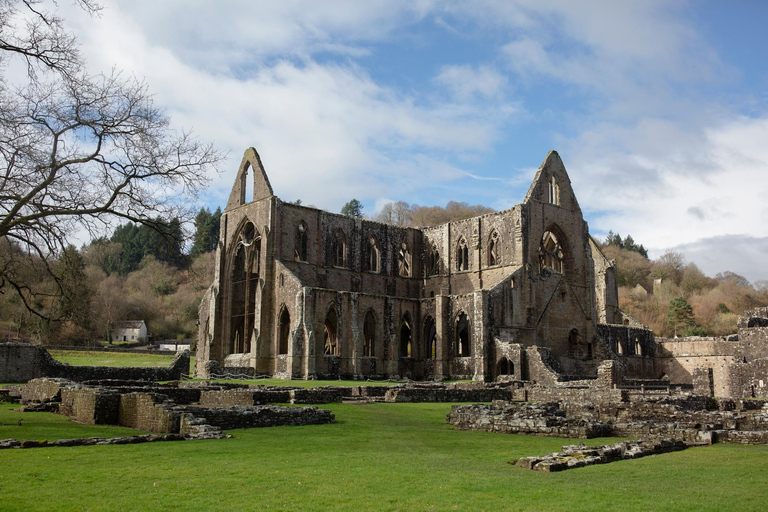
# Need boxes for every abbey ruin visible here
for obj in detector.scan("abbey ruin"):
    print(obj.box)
[195,148,768,400]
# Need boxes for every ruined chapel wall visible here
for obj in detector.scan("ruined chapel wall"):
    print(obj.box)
[656,338,739,396]
[589,237,620,324]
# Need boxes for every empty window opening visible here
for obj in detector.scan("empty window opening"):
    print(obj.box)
[488,230,500,266]
[456,238,469,271]
[242,163,254,204]
[635,338,642,356]
[229,222,260,355]
[456,312,470,357]
[539,231,564,274]
[278,307,290,355]
[548,175,560,205]
[496,357,514,376]
[587,343,593,359]
[748,317,768,327]
[400,313,412,357]
[424,317,437,359]
[363,311,376,357]
[398,242,411,277]
[333,229,347,267]
[428,244,440,275]
[366,237,380,273]
[324,308,339,356]
[616,340,623,355]
[295,222,308,262]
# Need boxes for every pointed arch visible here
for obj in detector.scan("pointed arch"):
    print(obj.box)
[227,219,261,354]
[366,236,380,273]
[324,306,339,356]
[496,357,513,376]
[455,312,470,357]
[295,221,308,262]
[456,237,469,271]
[278,306,290,355]
[548,175,560,205]
[400,312,413,357]
[488,229,501,267]
[539,229,565,274]
[427,243,440,276]
[398,241,411,277]
[423,316,437,359]
[331,228,347,267]
[363,310,376,357]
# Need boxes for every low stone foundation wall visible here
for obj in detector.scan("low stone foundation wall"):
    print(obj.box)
[514,438,690,472]
[525,386,626,403]
[384,383,514,403]
[447,402,611,438]
[59,388,120,425]
[119,393,181,433]
[180,405,335,430]
[18,378,337,436]
[446,396,768,445]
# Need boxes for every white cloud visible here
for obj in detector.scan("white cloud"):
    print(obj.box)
[52,0,768,281]
[568,115,768,281]
[96,0,435,72]
[64,1,513,213]
[434,64,507,99]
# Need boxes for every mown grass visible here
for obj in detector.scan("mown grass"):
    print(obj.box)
[49,350,177,367]
[48,349,195,375]
[1,401,767,511]
[0,402,146,441]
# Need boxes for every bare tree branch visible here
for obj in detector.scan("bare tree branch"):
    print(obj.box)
[0,0,223,319]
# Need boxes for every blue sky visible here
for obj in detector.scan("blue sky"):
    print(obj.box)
[64,1,768,282]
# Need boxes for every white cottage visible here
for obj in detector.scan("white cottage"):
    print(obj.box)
[112,320,148,342]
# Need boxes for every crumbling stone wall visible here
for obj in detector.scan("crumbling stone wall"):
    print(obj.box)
[59,388,120,425]
[384,382,514,403]
[1,343,59,382]
[0,343,190,383]
[596,324,656,379]
[447,396,768,445]
[655,338,738,395]
[178,405,334,430]
[119,393,181,433]
[724,357,768,398]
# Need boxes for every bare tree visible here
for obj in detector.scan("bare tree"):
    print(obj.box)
[0,1,222,317]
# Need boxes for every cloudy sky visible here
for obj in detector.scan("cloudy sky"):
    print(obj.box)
[63,1,768,282]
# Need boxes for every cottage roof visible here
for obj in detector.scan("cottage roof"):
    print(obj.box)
[114,320,145,330]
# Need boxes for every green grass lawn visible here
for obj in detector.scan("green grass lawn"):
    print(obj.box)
[48,350,195,376]
[0,402,146,441]
[1,401,766,511]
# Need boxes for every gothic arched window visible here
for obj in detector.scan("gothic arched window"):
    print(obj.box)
[539,231,564,274]
[295,221,308,261]
[398,242,411,277]
[456,237,468,271]
[488,230,500,267]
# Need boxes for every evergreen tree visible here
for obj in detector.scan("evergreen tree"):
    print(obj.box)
[108,217,186,274]
[190,207,222,258]
[667,297,695,337]
[341,199,364,218]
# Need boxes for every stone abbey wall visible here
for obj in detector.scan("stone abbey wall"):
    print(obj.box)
[198,148,627,383]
